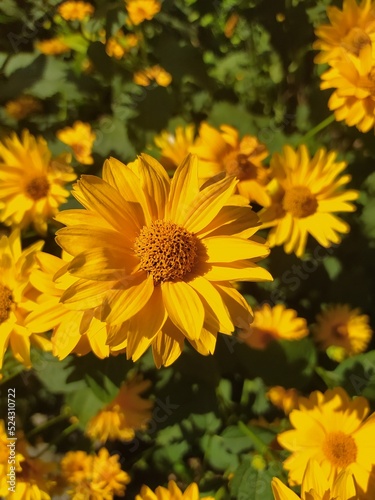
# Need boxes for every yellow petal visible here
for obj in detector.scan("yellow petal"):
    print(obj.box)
[203,236,269,262]
[138,154,170,220]
[271,478,299,500]
[203,260,273,282]
[152,320,185,368]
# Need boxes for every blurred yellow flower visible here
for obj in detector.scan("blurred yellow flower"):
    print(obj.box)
[277,387,375,497]
[86,377,153,442]
[35,37,71,55]
[5,95,42,120]
[106,31,139,59]
[0,130,76,234]
[154,124,195,170]
[241,304,308,350]
[55,154,272,367]
[57,121,96,165]
[267,386,301,415]
[259,145,358,257]
[224,12,240,38]
[133,65,172,87]
[0,231,51,370]
[190,123,270,206]
[312,304,373,362]
[126,0,161,25]
[136,480,215,500]
[57,1,94,21]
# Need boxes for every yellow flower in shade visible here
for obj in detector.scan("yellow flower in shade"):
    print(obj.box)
[126,0,161,26]
[0,231,51,370]
[224,12,240,38]
[313,0,375,64]
[272,459,358,500]
[62,448,130,499]
[35,37,71,55]
[240,304,308,350]
[57,1,94,21]
[0,130,76,234]
[5,95,42,120]
[190,123,271,206]
[136,480,215,500]
[57,121,96,165]
[312,304,373,362]
[154,124,195,170]
[320,44,375,133]
[277,387,375,497]
[133,65,172,87]
[267,386,301,415]
[259,145,358,257]
[86,377,153,442]
[55,154,272,367]
[106,31,139,59]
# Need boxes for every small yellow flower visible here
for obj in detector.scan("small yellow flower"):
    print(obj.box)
[5,95,42,120]
[35,37,71,55]
[136,480,215,500]
[267,386,301,415]
[241,304,308,350]
[313,304,373,361]
[57,121,96,165]
[133,65,172,87]
[224,12,240,38]
[126,0,161,26]
[86,377,153,442]
[106,31,139,59]
[154,124,195,170]
[57,1,94,21]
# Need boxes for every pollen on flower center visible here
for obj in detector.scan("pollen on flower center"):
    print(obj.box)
[282,186,318,218]
[322,431,357,468]
[341,27,371,56]
[224,151,258,181]
[332,322,348,338]
[0,284,13,324]
[25,176,50,200]
[134,220,198,285]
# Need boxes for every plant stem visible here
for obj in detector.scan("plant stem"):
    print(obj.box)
[299,113,335,143]
[238,421,276,462]
[26,411,71,439]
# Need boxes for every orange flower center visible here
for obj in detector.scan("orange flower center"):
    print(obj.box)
[72,143,86,158]
[0,284,13,324]
[25,176,50,200]
[223,151,259,181]
[332,322,348,338]
[322,431,357,468]
[134,220,198,285]
[341,27,371,56]
[282,186,318,218]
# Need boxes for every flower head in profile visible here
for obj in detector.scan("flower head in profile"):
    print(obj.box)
[267,386,301,415]
[57,1,94,21]
[240,304,308,350]
[86,377,153,442]
[154,124,195,171]
[259,145,358,257]
[5,95,42,120]
[0,130,76,234]
[133,65,172,87]
[105,31,139,59]
[272,459,358,500]
[136,480,214,500]
[55,154,272,367]
[36,37,71,55]
[125,0,161,26]
[277,387,375,497]
[312,304,373,362]
[57,121,96,165]
[190,123,270,206]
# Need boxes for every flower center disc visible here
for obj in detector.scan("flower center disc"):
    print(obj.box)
[0,284,13,324]
[322,431,357,468]
[282,186,318,218]
[224,152,258,181]
[25,176,50,200]
[341,27,371,56]
[134,220,198,285]
[332,322,348,339]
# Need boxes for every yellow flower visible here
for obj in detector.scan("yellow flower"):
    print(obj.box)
[240,304,308,350]
[57,1,94,21]
[35,37,71,55]
[136,480,215,500]
[259,145,358,257]
[57,121,96,165]
[5,95,42,120]
[133,65,172,87]
[0,420,22,496]
[277,387,375,497]
[62,448,130,499]
[272,459,358,500]
[313,0,375,64]
[55,154,272,367]
[154,124,195,170]
[86,377,153,442]
[267,386,301,415]
[321,44,375,132]
[312,304,373,362]
[106,31,139,59]
[190,123,271,206]
[0,130,76,234]
[126,0,161,26]
[224,12,240,38]
[0,231,51,370]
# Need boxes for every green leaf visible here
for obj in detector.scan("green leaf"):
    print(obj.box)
[229,458,276,500]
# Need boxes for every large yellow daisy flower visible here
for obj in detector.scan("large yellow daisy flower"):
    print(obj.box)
[190,123,271,206]
[277,388,375,498]
[259,145,358,257]
[0,130,76,234]
[55,154,272,367]
[136,480,214,500]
